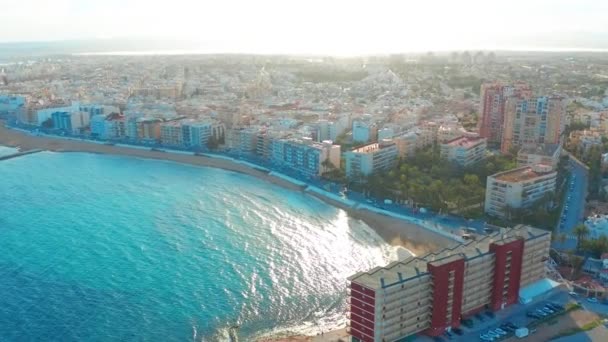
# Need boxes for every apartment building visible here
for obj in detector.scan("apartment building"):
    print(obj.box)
[51,111,90,134]
[348,224,550,342]
[393,129,434,158]
[160,120,184,146]
[345,139,399,179]
[478,82,531,144]
[440,135,487,167]
[501,96,566,154]
[517,144,561,170]
[271,138,340,177]
[182,120,225,148]
[484,165,557,219]
[0,95,25,118]
[353,119,378,143]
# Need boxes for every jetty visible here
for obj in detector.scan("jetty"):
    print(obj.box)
[0,149,43,161]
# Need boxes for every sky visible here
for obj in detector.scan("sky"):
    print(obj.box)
[1,0,607,54]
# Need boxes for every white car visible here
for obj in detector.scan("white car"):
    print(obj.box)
[486,331,500,338]
[494,328,507,335]
[588,297,598,303]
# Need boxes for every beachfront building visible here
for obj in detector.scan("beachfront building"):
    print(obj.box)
[91,113,127,139]
[236,127,262,154]
[345,139,399,179]
[484,165,557,219]
[347,224,551,342]
[0,95,25,119]
[501,96,566,154]
[79,104,120,120]
[182,120,225,148]
[160,120,184,147]
[51,111,90,134]
[271,138,340,177]
[33,102,81,126]
[440,134,487,167]
[517,144,561,170]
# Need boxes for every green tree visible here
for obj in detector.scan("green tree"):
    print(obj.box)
[574,224,590,251]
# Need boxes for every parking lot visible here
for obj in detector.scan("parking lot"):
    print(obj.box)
[415,289,573,342]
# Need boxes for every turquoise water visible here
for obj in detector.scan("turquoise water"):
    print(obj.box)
[0,152,398,341]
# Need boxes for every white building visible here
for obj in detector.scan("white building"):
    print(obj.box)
[440,135,487,167]
[517,144,562,170]
[393,128,435,158]
[345,139,398,179]
[34,102,81,125]
[485,164,557,218]
[271,138,341,177]
[352,119,378,143]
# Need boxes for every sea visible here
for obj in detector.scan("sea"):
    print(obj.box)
[0,151,403,341]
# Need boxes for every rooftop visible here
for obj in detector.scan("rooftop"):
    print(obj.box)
[519,143,560,157]
[351,140,395,154]
[443,135,486,148]
[492,165,555,183]
[348,224,549,290]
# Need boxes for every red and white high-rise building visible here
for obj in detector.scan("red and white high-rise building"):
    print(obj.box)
[478,82,532,144]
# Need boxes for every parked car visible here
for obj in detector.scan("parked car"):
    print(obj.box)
[494,328,507,336]
[452,327,463,336]
[486,331,500,339]
[588,297,598,303]
[569,291,578,297]
[549,303,564,311]
[500,324,515,332]
[479,334,493,341]
[541,307,554,314]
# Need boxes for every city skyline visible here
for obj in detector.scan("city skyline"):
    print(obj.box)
[1,0,608,55]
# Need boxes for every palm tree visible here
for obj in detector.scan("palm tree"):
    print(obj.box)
[558,233,567,245]
[574,224,590,251]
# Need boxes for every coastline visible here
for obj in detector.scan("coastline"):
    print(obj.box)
[0,122,456,341]
[0,123,457,256]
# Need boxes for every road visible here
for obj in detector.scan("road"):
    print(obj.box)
[553,158,588,250]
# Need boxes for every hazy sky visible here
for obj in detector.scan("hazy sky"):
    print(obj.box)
[1,0,607,54]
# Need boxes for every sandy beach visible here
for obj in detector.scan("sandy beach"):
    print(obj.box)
[0,122,456,256]
[1,122,457,340]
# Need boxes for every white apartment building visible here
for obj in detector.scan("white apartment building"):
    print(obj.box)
[345,139,398,179]
[353,119,378,143]
[517,144,561,170]
[485,165,557,218]
[271,138,341,177]
[440,135,487,167]
[393,129,434,158]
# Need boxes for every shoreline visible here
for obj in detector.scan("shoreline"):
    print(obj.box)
[0,122,457,341]
[0,123,457,256]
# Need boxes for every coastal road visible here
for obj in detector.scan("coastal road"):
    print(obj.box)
[554,158,588,251]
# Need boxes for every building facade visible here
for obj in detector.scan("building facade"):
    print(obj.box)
[440,135,487,167]
[271,138,340,177]
[51,111,90,134]
[478,82,531,144]
[517,144,561,170]
[348,225,550,342]
[484,165,557,219]
[345,140,399,179]
[501,96,565,154]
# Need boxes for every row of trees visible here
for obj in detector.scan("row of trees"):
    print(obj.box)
[350,146,521,218]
